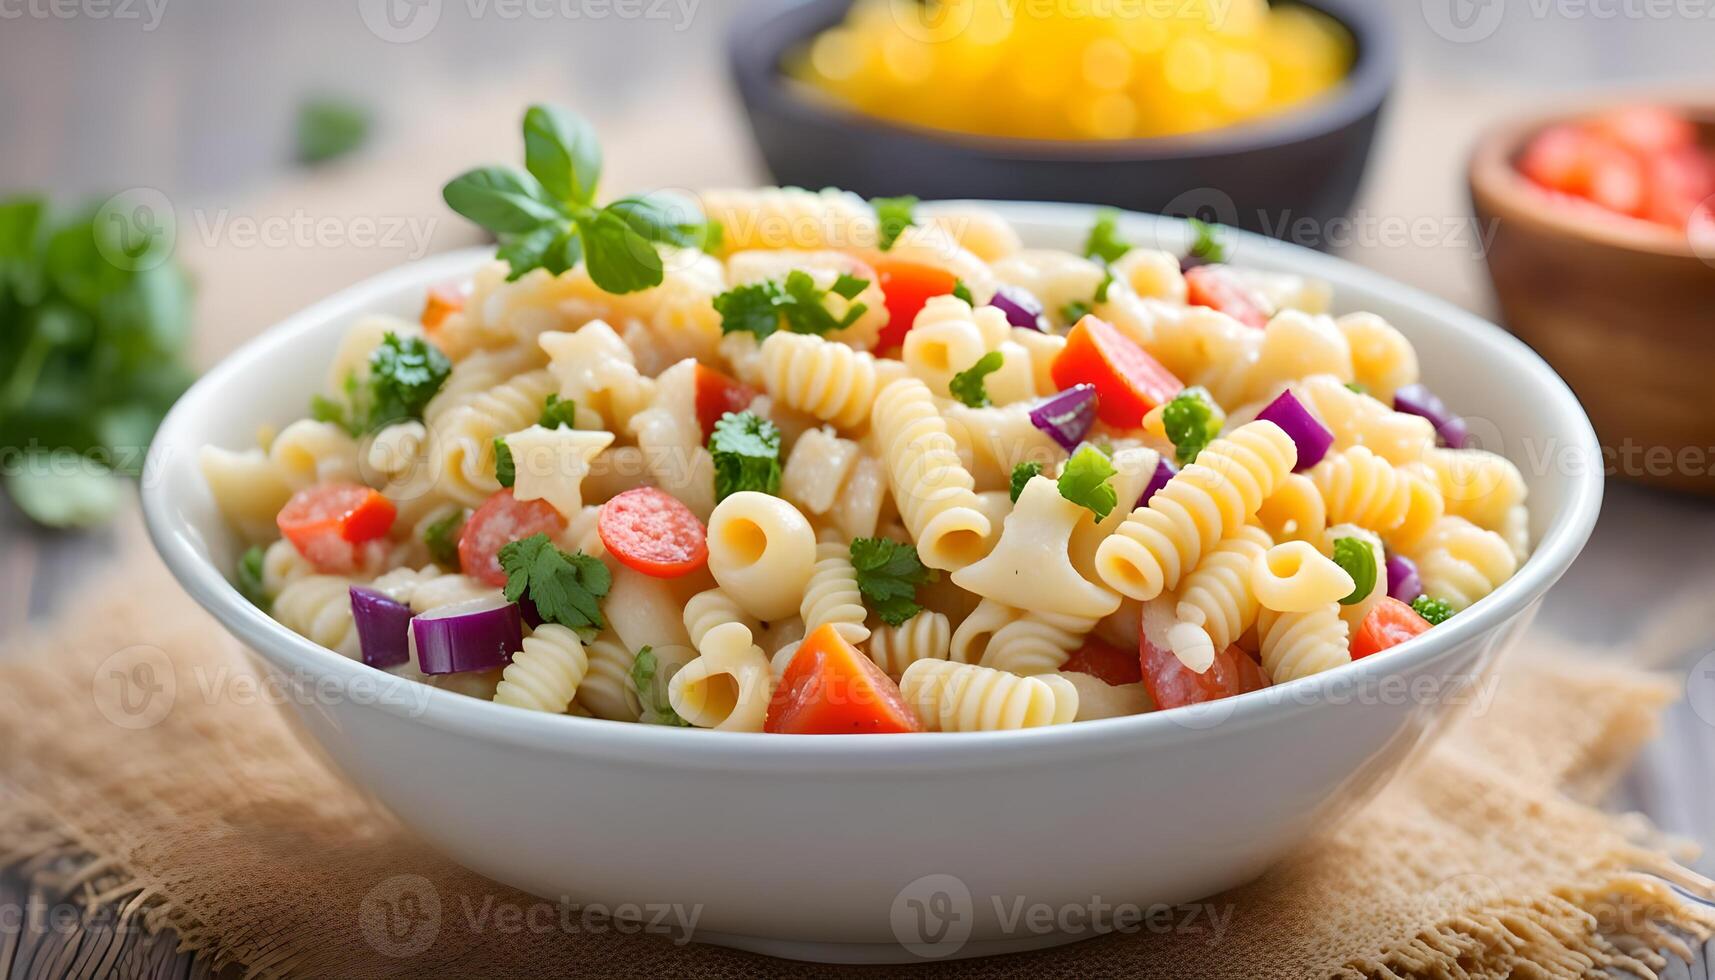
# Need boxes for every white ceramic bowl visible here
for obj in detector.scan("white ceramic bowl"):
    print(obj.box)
[144,204,1602,964]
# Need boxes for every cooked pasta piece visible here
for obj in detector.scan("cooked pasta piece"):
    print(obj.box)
[991,249,1107,330]
[494,624,589,714]
[261,539,317,596]
[757,330,905,430]
[1061,672,1154,721]
[429,368,558,507]
[1335,312,1418,403]
[1109,249,1188,304]
[1254,472,1327,543]
[705,492,817,622]
[980,609,1101,676]
[800,542,870,645]
[201,447,295,543]
[1421,448,1527,535]
[922,205,1022,262]
[538,321,656,435]
[1250,541,1355,613]
[953,475,1119,620]
[1307,445,1413,534]
[628,359,716,520]
[683,587,761,651]
[605,564,700,653]
[948,597,1023,665]
[1172,525,1272,671]
[502,425,613,520]
[900,660,1079,732]
[699,186,878,254]
[269,420,361,489]
[1095,420,1297,601]
[1408,516,1519,611]
[366,421,429,482]
[1292,375,1436,465]
[1258,603,1350,684]
[865,610,951,678]
[669,622,775,732]
[575,631,642,722]
[940,401,1063,493]
[871,377,992,571]
[273,575,360,658]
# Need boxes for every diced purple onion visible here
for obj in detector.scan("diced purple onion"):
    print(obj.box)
[1393,384,1470,449]
[1385,554,1422,604]
[1027,384,1099,452]
[987,285,1049,332]
[411,595,524,675]
[349,587,414,669]
[1256,390,1334,472]
[1138,457,1178,508]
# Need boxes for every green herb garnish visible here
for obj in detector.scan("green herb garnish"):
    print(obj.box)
[1057,270,1114,325]
[850,537,936,627]
[871,195,918,251]
[1083,209,1131,264]
[1411,595,1455,625]
[1161,386,1224,465]
[1185,218,1227,264]
[1009,461,1043,503]
[236,545,269,611]
[538,393,576,430]
[951,279,974,305]
[948,351,1004,408]
[1057,444,1118,522]
[1345,381,1368,396]
[712,270,870,341]
[443,104,717,291]
[316,332,453,435]
[498,532,611,639]
[493,436,516,488]
[708,410,782,501]
[295,97,370,165]
[631,646,691,727]
[423,509,464,568]
[1332,537,1378,606]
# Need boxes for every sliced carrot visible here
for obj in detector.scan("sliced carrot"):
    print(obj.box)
[1351,597,1433,660]
[872,257,961,352]
[766,624,922,734]
[421,283,466,332]
[1050,315,1182,428]
[694,364,757,441]
[277,483,397,574]
[598,487,708,578]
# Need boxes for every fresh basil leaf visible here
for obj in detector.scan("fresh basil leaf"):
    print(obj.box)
[523,104,602,206]
[580,208,664,294]
[442,166,564,235]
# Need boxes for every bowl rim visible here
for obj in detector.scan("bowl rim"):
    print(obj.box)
[143,202,1603,769]
[726,0,1398,163]
[1468,93,1715,261]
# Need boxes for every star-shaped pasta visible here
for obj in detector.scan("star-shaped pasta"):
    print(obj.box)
[951,475,1120,620]
[503,424,614,519]
[539,320,656,432]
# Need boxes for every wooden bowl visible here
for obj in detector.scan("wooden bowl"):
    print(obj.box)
[1469,102,1715,493]
[727,0,1397,240]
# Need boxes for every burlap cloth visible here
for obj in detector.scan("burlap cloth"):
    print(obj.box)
[4,74,1714,980]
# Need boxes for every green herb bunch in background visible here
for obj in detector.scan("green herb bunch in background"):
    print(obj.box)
[0,195,194,528]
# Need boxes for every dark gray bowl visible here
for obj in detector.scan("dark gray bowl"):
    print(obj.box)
[728,0,1397,239]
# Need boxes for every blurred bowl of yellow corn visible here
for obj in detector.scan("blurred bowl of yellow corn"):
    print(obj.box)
[728,0,1396,238]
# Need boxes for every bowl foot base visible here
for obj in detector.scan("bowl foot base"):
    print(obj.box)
[695,928,1101,964]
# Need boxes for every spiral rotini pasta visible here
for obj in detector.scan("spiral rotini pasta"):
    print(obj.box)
[1095,420,1297,600]
[1254,472,1327,543]
[699,186,878,254]
[979,609,1100,676]
[1307,446,1413,534]
[1173,525,1272,668]
[871,378,993,571]
[865,610,951,678]
[494,624,589,714]
[683,587,761,651]
[429,368,558,507]
[899,659,1079,732]
[1408,516,1519,611]
[758,330,906,430]
[800,542,870,645]
[575,632,642,722]
[1258,603,1350,684]
[273,575,360,658]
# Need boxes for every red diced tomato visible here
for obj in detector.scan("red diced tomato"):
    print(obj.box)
[1138,598,1269,710]
[1350,597,1433,660]
[693,364,757,441]
[276,483,397,574]
[1050,315,1182,427]
[872,257,961,352]
[1061,639,1143,687]
[458,489,569,586]
[1588,105,1698,157]
[766,624,922,734]
[1642,146,1715,227]
[1184,265,1269,329]
[598,487,708,578]
[421,283,466,332]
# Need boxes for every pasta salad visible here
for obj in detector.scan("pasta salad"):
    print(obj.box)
[203,106,1530,734]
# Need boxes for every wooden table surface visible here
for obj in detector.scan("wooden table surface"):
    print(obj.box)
[4,1,1715,974]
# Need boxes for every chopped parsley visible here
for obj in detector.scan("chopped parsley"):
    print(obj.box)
[1331,537,1378,606]
[708,411,782,501]
[1057,269,1114,326]
[422,509,465,568]
[951,279,974,304]
[712,270,870,341]
[631,646,691,727]
[850,537,936,627]
[871,195,918,251]
[1161,386,1225,465]
[236,545,269,611]
[1083,209,1132,264]
[1009,461,1043,503]
[1057,444,1118,522]
[1345,381,1368,396]
[948,351,1004,408]
[493,436,516,488]
[315,332,452,435]
[1411,595,1455,625]
[442,104,718,292]
[498,532,611,639]
[538,393,576,429]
